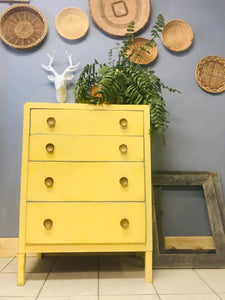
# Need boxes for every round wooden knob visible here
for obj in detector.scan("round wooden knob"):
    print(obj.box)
[120,177,128,186]
[119,144,128,153]
[119,118,128,128]
[120,218,129,228]
[47,117,56,127]
[45,177,54,187]
[43,219,53,229]
[46,143,54,153]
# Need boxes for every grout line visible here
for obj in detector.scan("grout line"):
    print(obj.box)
[152,271,161,300]
[193,269,224,299]
[35,255,57,300]
[152,282,162,300]
[0,256,16,272]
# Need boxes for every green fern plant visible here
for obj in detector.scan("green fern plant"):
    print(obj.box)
[73,15,180,142]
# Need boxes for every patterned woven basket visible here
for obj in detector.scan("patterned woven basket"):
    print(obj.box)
[55,7,89,40]
[161,19,193,52]
[125,37,158,65]
[89,0,151,37]
[0,4,47,50]
[195,56,225,94]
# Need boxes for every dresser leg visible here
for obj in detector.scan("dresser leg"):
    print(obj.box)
[36,253,43,259]
[17,253,26,286]
[145,251,152,283]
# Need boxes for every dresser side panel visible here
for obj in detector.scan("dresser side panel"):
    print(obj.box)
[18,104,31,253]
[143,107,152,251]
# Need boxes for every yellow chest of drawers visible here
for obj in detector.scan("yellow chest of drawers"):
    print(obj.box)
[17,103,152,285]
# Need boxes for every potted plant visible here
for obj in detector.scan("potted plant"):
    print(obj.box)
[73,15,180,143]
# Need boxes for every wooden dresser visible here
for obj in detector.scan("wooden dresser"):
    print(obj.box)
[17,103,152,285]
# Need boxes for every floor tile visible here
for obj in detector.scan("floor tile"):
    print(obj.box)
[38,297,98,300]
[0,257,14,271]
[219,294,225,300]
[0,296,35,300]
[0,272,47,297]
[51,255,99,272]
[99,255,156,295]
[195,269,225,293]
[39,271,98,297]
[3,256,55,273]
[0,297,35,300]
[69,297,98,300]
[100,255,144,272]
[37,297,68,300]
[160,294,221,300]
[99,276,156,296]
[99,295,160,300]
[153,269,213,294]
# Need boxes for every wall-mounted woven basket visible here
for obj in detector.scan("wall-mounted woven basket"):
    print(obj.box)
[161,19,193,52]
[89,0,151,36]
[55,7,89,40]
[125,37,158,65]
[0,4,47,50]
[195,55,225,94]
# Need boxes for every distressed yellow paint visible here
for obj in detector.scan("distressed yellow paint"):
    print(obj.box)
[26,202,145,244]
[29,135,144,162]
[18,103,152,285]
[30,109,144,136]
[27,162,145,202]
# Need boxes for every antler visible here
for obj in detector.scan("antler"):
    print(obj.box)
[41,50,58,76]
[62,51,80,77]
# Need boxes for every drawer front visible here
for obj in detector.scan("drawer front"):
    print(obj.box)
[29,136,144,161]
[27,162,145,202]
[26,202,146,244]
[30,109,144,136]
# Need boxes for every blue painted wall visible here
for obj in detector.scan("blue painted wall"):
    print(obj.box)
[0,0,224,237]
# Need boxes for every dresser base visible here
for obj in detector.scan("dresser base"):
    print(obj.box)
[17,248,152,286]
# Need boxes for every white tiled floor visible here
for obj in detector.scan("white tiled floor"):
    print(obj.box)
[0,255,225,300]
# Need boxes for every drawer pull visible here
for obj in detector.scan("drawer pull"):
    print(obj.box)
[46,143,55,153]
[120,218,129,228]
[120,177,128,186]
[43,219,53,229]
[119,144,128,153]
[45,177,54,187]
[119,118,128,128]
[47,117,56,127]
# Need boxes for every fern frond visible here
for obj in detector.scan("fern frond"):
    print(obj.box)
[73,14,180,142]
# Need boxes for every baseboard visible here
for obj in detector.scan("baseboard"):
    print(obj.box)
[0,238,18,257]
[0,236,215,257]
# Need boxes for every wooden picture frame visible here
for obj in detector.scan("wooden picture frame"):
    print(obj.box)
[152,171,225,268]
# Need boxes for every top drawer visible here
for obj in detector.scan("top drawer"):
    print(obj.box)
[30,109,144,136]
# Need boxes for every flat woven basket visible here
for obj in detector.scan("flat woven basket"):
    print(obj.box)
[55,7,89,40]
[88,0,151,36]
[161,19,193,52]
[0,4,47,49]
[195,55,225,94]
[125,37,158,65]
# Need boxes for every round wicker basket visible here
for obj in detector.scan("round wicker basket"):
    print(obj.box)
[55,7,89,40]
[0,4,47,50]
[125,37,158,65]
[88,0,151,36]
[195,55,225,94]
[161,19,193,52]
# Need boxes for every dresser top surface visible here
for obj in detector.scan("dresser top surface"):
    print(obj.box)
[24,102,150,113]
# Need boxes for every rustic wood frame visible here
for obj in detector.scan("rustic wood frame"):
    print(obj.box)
[152,171,225,268]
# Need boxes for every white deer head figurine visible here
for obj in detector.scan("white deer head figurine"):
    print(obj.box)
[42,50,80,103]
